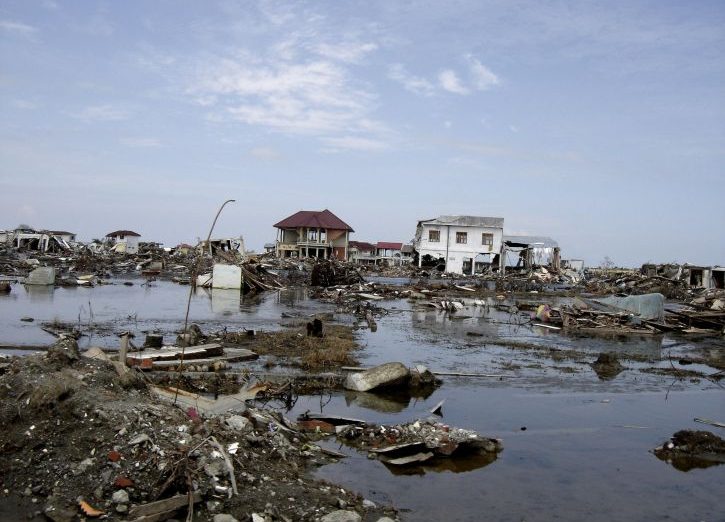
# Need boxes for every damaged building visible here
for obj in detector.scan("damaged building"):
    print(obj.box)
[105,230,141,254]
[502,235,561,272]
[1,226,75,253]
[274,209,353,260]
[414,215,504,275]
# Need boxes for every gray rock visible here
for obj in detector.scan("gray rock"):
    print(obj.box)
[320,510,362,522]
[111,489,129,504]
[344,362,410,392]
[213,515,239,522]
[375,518,396,522]
[362,499,377,509]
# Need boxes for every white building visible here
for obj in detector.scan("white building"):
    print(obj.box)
[414,215,504,274]
[105,230,141,254]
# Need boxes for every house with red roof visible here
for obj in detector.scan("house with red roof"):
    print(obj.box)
[376,241,404,266]
[348,240,377,265]
[273,209,353,260]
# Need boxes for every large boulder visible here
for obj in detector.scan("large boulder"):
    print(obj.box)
[344,362,410,392]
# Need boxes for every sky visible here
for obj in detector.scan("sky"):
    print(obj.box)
[1,0,723,267]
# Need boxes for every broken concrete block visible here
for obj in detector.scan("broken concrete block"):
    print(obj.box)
[225,415,252,433]
[344,362,410,392]
[212,264,242,290]
[26,267,55,286]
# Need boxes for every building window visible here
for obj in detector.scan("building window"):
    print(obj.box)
[428,230,440,242]
[456,232,467,244]
[119,235,124,240]
[307,229,318,241]
[320,230,327,242]
[482,233,493,246]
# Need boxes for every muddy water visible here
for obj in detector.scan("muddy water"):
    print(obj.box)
[1,281,724,521]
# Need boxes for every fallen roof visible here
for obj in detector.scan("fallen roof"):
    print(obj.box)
[274,209,354,232]
[504,235,558,248]
[106,230,141,237]
[418,215,504,228]
[377,241,403,250]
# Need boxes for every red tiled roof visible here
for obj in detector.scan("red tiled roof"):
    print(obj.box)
[274,210,353,232]
[106,230,141,237]
[377,241,403,250]
[349,241,376,252]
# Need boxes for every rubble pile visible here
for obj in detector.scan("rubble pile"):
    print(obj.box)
[654,430,725,471]
[337,418,503,467]
[0,339,396,521]
[310,261,364,287]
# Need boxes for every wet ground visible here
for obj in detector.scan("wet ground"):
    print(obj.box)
[1,280,724,521]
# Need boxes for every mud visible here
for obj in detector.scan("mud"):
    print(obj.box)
[654,430,725,471]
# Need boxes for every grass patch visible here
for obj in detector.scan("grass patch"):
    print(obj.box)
[250,324,359,371]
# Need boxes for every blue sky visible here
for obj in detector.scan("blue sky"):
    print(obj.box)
[1,0,723,267]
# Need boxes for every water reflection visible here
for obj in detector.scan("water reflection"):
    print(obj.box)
[210,288,241,314]
[343,387,436,414]
[382,451,499,476]
[24,285,55,302]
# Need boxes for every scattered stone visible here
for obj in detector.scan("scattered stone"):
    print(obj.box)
[362,499,377,509]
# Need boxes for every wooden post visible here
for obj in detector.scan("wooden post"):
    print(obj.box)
[119,333,129,367]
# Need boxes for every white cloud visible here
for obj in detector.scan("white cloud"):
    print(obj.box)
[0,20,38,36]
[315,41,378,63]
[120,137,161,147]
[467,56,500,90]
[249,146,281,160]
[438,69,469,95]
[193,54,384,139]
[388,63,435,96]
[71,105,129,122]
[444,120,452,128]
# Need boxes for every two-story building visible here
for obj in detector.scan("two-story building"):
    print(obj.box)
[105,230,141,254]
[274,209,353,260]
[376,242,403,266]
[414,215,504,274]
[348,241,377,265]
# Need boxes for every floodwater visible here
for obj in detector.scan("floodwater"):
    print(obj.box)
[0,279,332,348]
[1,280,724,521]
